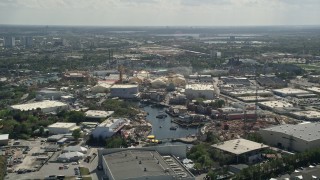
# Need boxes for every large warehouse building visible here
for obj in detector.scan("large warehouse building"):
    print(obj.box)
[10,100,68,113]
[48,122,79,134]
[98,145,195,180]
[185,84,216,99]
[259,122,320,152]
[110,84,139,99]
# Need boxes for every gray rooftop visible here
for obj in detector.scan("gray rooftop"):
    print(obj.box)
[103,150,193,179]
[212,138,268,155]
[262,122,320,141]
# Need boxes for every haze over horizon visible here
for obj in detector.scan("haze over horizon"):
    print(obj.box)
[0,0,319,26]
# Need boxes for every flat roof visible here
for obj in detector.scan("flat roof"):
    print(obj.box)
[11,100,67,111]
[0,134,9,140]
[104,150,193,179]
[186,84,214,90]
[259,101,293,108]
[212,138,268,155]
[306,87,320,94]
[262,122,320,141]
[291,111,320,119]
[48,122,76,129]
[85,110,114,118]
[98,118,125,128]
[237,96,269,101]
[111,84,138,88]
[273,88,310,95]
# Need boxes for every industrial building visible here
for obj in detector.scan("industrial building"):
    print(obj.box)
[259,122,320,152]
[256,76,287,88]
[91,82,112,93]
[0,134,9,146]
[221,77,251,86]
[290,111,320,121]
[47,122,79,134]
[185,84,216,99]
[10,100,68,113]
[98,145,195,180]
[212,138,269,164]
[223,89,272,97]
[258,100,293,113]
[272,88,311,97]
[36,89,63,101]
[91,118,127,138]
[110,84,139,99]
[85,110,114,120]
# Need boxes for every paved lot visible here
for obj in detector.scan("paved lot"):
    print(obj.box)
[6,146,103,180]
[7,161,81,180]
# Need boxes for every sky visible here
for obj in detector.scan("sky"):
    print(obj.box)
[0,0,319,26]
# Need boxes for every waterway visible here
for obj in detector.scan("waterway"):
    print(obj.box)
[142,105,199,140]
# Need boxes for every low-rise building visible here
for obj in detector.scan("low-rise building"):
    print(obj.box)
[98,145,195,180]
[212,138,269,164]
[85,110,114,120]
[91,118,127,138]
[290,111,320,121]
[185,84,216,99]
[47,122,79,134]
[0,134,9,146]
[259,122,320,152]
[110,84,139,99]
[272,88,310,97]
[10,100,68,113]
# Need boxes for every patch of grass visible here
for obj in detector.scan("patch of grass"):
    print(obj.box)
[79,167,90,175]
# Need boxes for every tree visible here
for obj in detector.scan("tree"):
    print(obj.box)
[72,129,81,141]
[67,111,85,124]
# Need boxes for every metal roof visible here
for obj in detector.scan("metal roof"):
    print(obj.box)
[262,122,320,142]
[212,138,268,155]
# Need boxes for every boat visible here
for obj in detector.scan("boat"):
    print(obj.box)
[170,126,178,130]
[159,126,162,128]
[156,114,167,119]
[147,135,155,139]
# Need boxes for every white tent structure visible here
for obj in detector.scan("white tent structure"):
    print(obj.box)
[62,146,88,153]
[57,151,84,162]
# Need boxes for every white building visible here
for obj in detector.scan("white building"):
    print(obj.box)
[185,84,215,99]
[260,122,320,152]
[48,122,79,134]
[272,88,310,97]
[91,118,127,138]
[110,84,139,99]
[10,100,68,113]
[85,110,114,119]
[62,146,88,153]
[91,83,112,93]
[0,134,9,146]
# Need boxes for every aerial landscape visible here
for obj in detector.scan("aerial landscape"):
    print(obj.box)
[0,1,320,180]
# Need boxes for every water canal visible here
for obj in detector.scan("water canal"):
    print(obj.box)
[142,105,199,140]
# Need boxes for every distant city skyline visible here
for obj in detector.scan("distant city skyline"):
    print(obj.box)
[0,0,319,26]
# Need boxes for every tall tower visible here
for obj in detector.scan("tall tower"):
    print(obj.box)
[4,36,15,48]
